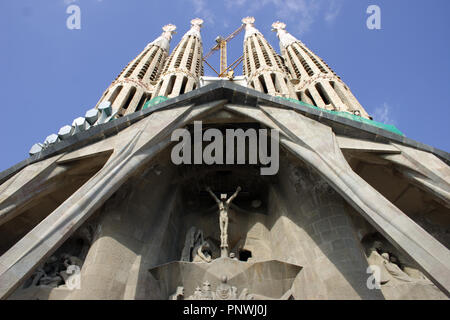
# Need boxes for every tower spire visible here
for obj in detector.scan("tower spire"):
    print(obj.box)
[241,17,296,99]
[153,18,204,98]
[271,21,297,49]
[150,24,177,52]
[95,24,176,116]
[242,16,261,39]
[272,21,370,118]
[184,18,203,40]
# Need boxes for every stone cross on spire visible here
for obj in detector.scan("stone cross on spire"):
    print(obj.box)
[150,24,177,52]
[184,18,204,39]
[271,21,298,48]
[242,16,261,39]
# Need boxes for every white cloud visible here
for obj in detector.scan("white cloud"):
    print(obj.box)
[324,0,342,24]
[222,0,342,35]
[191,0,215,25]
[373,102,397,125]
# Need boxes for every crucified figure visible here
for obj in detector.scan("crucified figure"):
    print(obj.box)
[206,186,242,257]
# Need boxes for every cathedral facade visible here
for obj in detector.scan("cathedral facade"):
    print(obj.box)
[0,18,449,300]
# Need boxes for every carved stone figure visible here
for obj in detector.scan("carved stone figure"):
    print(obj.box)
[179,277,293,300]
[62,254,83,268]
[213,276,238,300]
[28,268,46,287]
[169,286,184,300]
[366,241,391,284]
[192,241,212,263]
[365,239,431,286]
[206,186,242,257]
[59,254,83,283]
[187,286,203,300]
[381,253,413,283]
[181,226,204,262]
[200,281,213,300]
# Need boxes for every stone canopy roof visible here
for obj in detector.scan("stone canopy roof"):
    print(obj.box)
[1,81,448,185]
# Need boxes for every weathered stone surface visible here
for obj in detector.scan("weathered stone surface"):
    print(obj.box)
[259,105,450,296]
[1,94,449,301]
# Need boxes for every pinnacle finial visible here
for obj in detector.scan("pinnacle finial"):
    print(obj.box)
[162,24,177,33]
[271,21,286,31]
[271,21,299,48]
[242,17,260,39]
[242,16,255,25]
[184,18,203,39]
[150,24,176,51]
[191,18,204,28]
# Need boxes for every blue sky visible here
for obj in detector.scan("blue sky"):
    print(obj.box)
[1,0,449,172]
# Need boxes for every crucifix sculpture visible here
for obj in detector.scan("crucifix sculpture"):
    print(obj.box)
[206,186,242,258]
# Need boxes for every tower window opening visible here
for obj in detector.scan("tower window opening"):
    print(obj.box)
[139,48,158,80]
[175,39,189,68]
[163,53,175,73]
[135,93,148,111]
[271,73,282,93]
[305,89,317,106]
[258,38,272,67]
[186,41,196,71]
[330,81,350,109]
[293,45,314,77]
[315,83,331,105]
[121,86,137,110]
[125,48,150,78]
[299,44,328,74]
[166,75,177,96]
[259,75,268,94]
[287,49,301,78]
[244,45,251,75]
[250,38,260,69]
[116,61,131,80]
[108,85,123,105]
[180,76,188,95]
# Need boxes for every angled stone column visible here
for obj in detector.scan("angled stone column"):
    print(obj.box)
[380,144,450,208]
[0,99,229,299]
[0,155,65,226]
[224,103,450,296]
[0,99,230,299]
[262,106,450,296]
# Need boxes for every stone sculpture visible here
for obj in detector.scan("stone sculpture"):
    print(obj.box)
[181,226,204,262]
[169,275,293,300]
[366,240,432,285]
[186,287,203,300]
[206,186,242,257]
[169,286,184,300]
[192,241,212,263]
[213,276,238,300]
[200,281,213,300]
[23,251,86,290]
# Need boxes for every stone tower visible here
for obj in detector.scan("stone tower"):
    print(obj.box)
[242,17,296,99]
[153,18,204,98]
[272,21,370,118]
[95,24,176,116]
